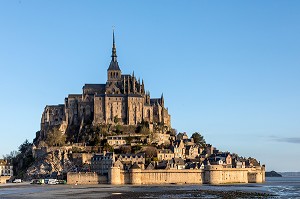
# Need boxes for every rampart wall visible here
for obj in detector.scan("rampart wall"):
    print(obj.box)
[67,172,107,185]
[109,165,265,185]
[68,166,265,185]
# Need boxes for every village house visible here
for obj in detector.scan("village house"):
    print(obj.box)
[157,149,174,161]
[114,153,145,170]
[0,159,13,177]
[107,136,127,149]
[168,158,185,169]
[205,144,215,156]
[170,140,185,159]
[91,152,115,175]
[185,145,200,160]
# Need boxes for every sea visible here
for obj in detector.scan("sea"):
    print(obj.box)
[264,177,300,198]
[195,177,300,198]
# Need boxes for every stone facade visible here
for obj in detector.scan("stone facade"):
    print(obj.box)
[0,159,13,177]
[107,136,127,149]
[0,176,11,184]
[108,165,265,185]
[72,153,93,167]
[157,149,174,161]
[91,152,115,175]
[67,172,107,185]
[70,165,265,185]
[39,32,171,141]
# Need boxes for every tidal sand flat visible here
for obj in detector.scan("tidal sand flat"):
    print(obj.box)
[0,183,274,199]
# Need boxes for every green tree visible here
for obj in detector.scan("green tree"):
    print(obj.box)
[46,127,66,146]
[191,132,206,147]
[177,132,184,140]
[120,145,132,154]
[125,136,133,145]
[140,126,150,134]
[142,146,157,159]
[3,150,19,160]
[131,145,142,153]
[103,143,114,152]
[18,139,32,153]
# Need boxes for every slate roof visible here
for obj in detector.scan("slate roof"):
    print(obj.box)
[108,60,121,71]
[146,163,155,170]
[150,98,162,105]
[130,162,141,170]
[83,84,106,89]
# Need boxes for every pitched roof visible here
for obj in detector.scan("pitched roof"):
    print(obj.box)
[130,162,141,170]
[146,163,155,170]
[108,60,121,71]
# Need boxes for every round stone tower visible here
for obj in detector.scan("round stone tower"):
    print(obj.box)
[129,163,142,185]
[109,166,121,185]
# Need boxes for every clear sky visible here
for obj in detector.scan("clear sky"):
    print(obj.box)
[0,1,299,172]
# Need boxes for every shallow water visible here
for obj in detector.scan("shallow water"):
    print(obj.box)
[264,177,300,198]
[0,177,299,198]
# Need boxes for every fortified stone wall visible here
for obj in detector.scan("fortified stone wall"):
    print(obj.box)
[248,167,265,183]
[0,176,11,184]
[108,166,265,185]
[140,169,204,184]
[203,165,249,184]
[68,166,265,185]
[67,172,107,185]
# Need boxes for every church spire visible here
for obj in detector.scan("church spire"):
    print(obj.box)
[112,29,117,62]
[108,29,121,72]
[107,29,121,81]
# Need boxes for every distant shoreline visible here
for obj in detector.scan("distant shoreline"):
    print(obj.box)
[279,172,300,177]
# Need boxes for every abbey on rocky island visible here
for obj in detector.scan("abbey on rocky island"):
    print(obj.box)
[28,33,265,186]
[38,32,171,141]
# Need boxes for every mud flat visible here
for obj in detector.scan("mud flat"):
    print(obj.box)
[0,183,274,199]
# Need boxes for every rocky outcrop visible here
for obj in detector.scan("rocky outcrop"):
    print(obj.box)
[265,170,282,177]
[26,148,73,178]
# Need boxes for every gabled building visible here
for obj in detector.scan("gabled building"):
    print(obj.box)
[185,145,200,160]
[167,158,185,170]
[170,140,185,159]
[0,159,13,177]
[116,153,145,170]
[157,149,174,161]
[107,136,127,149]
[91,152,115,175]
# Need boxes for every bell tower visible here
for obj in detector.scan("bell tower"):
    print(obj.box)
[107,30,121,82]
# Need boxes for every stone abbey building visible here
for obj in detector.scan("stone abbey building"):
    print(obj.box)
[39,32,171,139]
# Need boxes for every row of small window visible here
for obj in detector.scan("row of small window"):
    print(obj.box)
[1,170,11,174]
[0,166,12,169]
[92,157,112,161]
[92,162,111,164]
[100,98,142,101]
[92,165,111,170]
[108,141,126,144]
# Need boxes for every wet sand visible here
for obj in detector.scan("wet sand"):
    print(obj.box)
[0,183,274,199]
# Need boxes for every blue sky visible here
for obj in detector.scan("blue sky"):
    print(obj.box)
[0,1,299,172]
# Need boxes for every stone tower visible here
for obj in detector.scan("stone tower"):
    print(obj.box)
[107,30,121,82]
